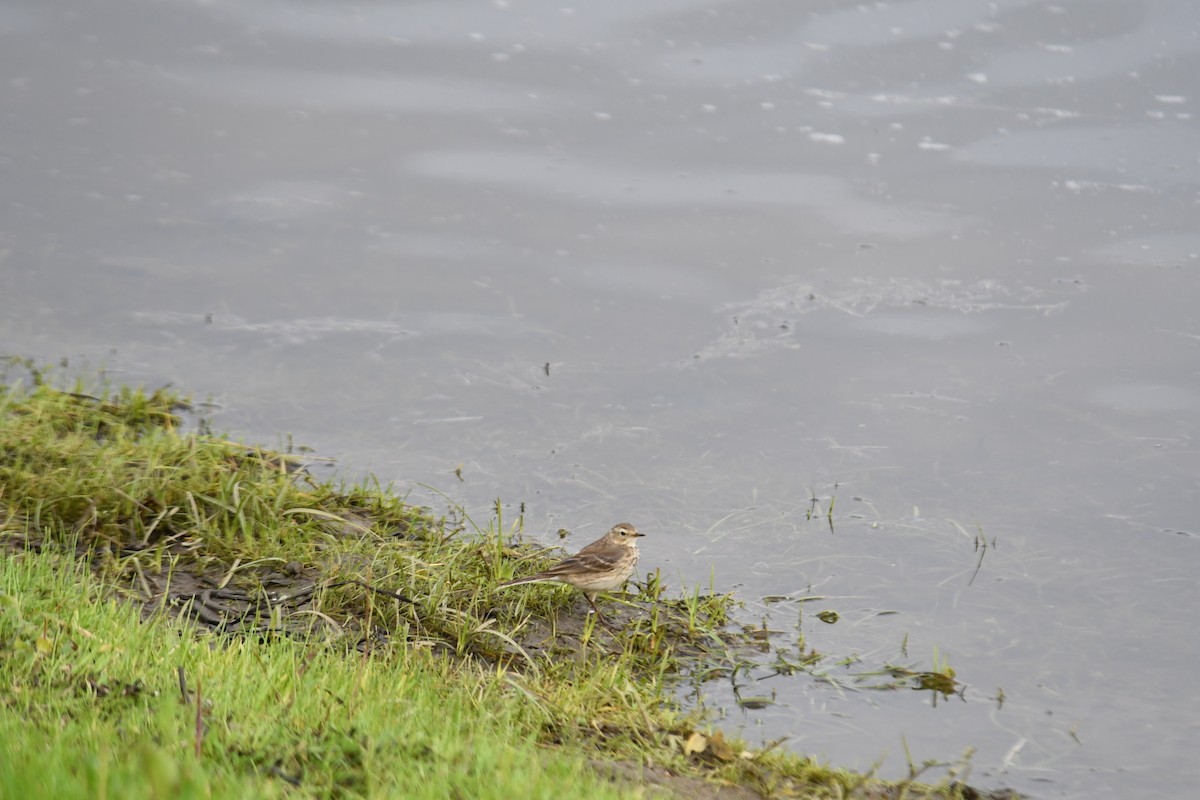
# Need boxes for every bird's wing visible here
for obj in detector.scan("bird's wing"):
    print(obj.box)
[538,548,624,577]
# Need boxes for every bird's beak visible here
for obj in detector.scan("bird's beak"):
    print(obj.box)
[632,531,646,537]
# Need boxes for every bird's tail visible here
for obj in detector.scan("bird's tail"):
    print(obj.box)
[495,574,547,589]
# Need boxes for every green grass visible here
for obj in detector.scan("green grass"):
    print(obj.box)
[0,552,630,800]
[0,362,1001,799]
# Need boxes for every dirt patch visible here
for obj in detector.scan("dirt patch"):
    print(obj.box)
[592,759,763,800]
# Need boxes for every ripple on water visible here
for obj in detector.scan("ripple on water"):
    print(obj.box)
[1088,383,1198,412]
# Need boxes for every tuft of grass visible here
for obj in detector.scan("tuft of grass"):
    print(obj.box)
[0,363,1007,799]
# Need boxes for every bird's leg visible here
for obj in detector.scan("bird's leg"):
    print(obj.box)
[585,593,617,633]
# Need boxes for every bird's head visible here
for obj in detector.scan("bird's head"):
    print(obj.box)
[609,522,644,542]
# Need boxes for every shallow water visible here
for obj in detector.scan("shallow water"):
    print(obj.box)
[3,1,1198,796]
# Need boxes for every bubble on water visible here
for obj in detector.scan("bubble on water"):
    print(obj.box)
[1060,179,1156,194]
[1031,107,1080,119]
[809,132,844,144]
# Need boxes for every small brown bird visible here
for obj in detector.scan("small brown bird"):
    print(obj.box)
[497,522,644,628]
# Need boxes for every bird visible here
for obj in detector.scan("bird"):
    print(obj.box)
[496,522,645,629]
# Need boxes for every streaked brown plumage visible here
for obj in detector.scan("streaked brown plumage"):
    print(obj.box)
[497,522,644,628]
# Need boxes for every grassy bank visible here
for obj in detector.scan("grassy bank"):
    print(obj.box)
[1,552,634,800]
[0,365,1006,799]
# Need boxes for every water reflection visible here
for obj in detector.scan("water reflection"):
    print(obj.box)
[407,150,952,236]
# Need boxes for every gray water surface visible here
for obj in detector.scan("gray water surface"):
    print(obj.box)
[3,2,1198,797]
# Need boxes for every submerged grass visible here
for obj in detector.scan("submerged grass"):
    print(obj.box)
[0,364,1007,799]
